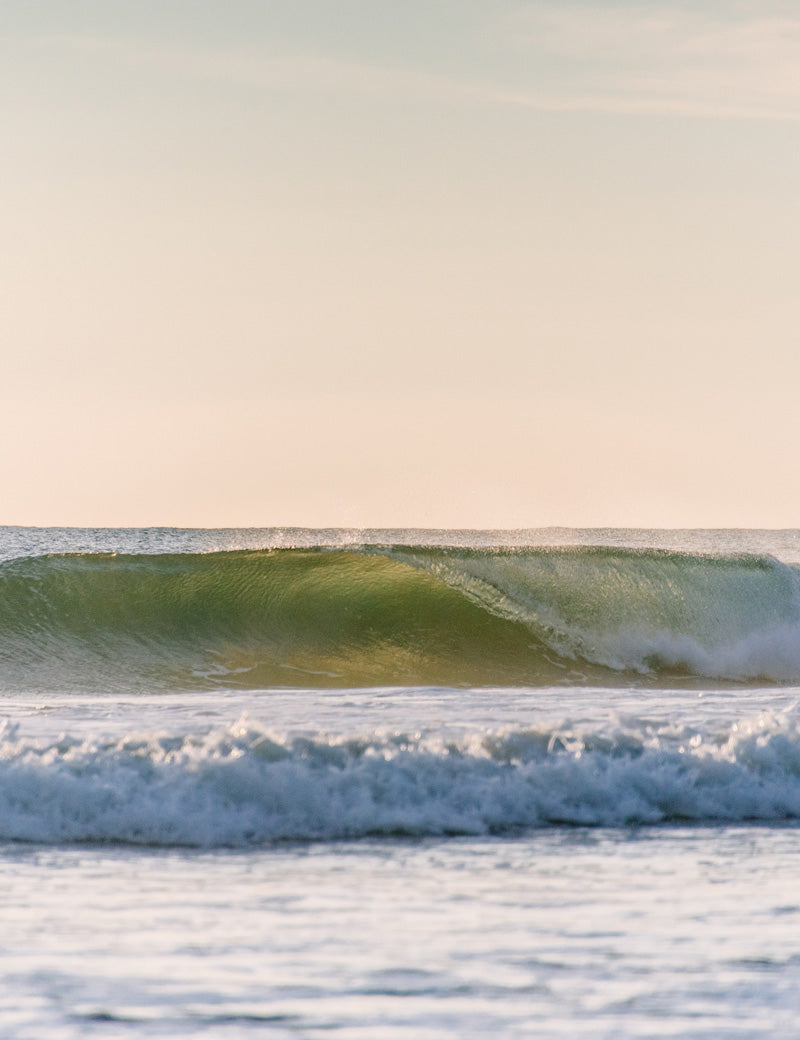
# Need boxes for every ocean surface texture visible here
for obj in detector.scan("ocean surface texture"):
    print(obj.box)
[2,527,800,1038]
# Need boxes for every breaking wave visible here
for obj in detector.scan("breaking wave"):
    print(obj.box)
[0,712,799,846]
[1,546,800,690]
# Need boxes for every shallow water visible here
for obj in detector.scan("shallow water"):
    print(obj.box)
[2,828,799,1038]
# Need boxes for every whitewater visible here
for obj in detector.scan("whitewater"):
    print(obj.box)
[2,527,800,1038]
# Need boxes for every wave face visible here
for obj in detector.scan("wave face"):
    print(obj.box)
[0,713,799,846]
[2,546,800,691]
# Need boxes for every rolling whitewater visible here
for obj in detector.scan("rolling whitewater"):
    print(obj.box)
[2,526,800,1037]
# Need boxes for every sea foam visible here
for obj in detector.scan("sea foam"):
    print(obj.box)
[1,713,799,846]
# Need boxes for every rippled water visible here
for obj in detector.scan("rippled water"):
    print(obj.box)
[2,828,799,1038]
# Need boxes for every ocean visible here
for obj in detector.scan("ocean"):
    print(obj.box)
[1,526,800,1038]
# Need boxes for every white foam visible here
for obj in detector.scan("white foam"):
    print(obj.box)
[581,621,800,681]
[1,713,799,846]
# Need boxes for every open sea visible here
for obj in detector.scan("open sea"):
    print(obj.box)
[2,526,800,1038]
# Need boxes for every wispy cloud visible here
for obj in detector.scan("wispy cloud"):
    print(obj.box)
[500,2,800,121]
[53,2,800,124]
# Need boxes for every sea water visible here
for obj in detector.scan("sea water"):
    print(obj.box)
[1,527,799,1037]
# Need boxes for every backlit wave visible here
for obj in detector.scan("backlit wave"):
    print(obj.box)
[1,546,800,690]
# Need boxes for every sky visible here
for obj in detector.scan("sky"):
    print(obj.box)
[3,0,800,528]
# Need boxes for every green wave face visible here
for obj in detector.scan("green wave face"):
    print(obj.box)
[0,550,565,692]
[1,546,799,692]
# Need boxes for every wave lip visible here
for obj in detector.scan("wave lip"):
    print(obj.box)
[1,546,800,689]
[1,714,800,847]
[390,545,800,683]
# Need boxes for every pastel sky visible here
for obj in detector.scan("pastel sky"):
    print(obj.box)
[4,1,800,527]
